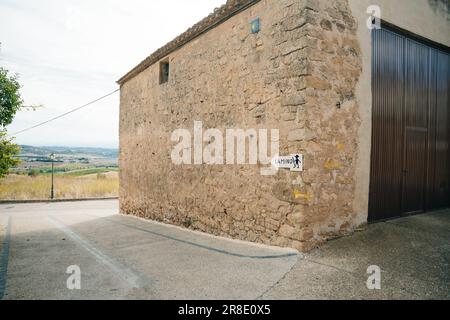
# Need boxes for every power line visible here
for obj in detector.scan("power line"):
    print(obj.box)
[11,89,119,136]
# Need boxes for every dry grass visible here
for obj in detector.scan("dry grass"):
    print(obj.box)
[0,172,119,200]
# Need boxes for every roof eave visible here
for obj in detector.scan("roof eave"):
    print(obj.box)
[117,0,261,86]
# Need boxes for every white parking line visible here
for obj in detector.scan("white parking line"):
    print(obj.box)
[47,215,145,289]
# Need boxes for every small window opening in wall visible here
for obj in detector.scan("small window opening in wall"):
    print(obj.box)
[159,60,169,84]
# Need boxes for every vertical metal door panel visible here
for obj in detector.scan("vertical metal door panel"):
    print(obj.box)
[433,51,450,209]
[369,28,405,221]
[425,49,438,209]
[402,39,429,214]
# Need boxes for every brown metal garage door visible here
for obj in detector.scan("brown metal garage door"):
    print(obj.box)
[369,24,450,222]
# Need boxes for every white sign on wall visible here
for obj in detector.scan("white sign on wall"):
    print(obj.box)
[272,154,304,172]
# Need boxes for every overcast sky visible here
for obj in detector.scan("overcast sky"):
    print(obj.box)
[0,0,225,148]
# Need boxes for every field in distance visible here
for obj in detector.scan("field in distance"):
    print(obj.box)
[0,145,119,201]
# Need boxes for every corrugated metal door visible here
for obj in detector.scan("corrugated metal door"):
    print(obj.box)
[369,28,405,221]
[402,39,429,214]
[369,26,450,222]
[429,51,450,209]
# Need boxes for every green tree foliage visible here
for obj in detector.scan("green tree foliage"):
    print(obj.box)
[0,131,20,178]
[0,67,23,127]
[0,66,23,177]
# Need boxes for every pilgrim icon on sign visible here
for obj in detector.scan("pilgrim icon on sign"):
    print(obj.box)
[294,155,301,169]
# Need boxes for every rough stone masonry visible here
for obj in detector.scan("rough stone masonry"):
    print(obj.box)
[118,0,363,251]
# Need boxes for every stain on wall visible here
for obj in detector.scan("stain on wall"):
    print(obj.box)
[427,0,450,21]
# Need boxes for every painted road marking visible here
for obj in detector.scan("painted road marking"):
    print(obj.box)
[48,215,147,289]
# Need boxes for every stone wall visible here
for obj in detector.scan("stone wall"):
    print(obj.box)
[119,0,363,251]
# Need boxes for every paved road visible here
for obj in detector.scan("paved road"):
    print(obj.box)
[0,200,297,300]
[262,209,450,299]
[0,200,449,299]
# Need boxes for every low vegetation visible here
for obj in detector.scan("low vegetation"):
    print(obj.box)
[0,171,119,200]
[1,144,119,200]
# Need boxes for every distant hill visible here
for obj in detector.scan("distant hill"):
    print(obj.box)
[14,145,118,171]
[19,145,118,159]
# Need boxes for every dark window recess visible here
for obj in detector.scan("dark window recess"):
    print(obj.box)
[159,60,169,84]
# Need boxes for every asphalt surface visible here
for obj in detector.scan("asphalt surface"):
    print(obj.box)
[262,209,450,299]
[0,200,297,300]
[0,200,449,300]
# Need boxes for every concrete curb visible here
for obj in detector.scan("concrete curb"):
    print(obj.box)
[0,197,118,205]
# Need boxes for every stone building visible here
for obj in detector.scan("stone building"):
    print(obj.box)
[118,0,450,251]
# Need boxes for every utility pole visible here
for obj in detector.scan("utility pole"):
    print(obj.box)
[50,153,55,200]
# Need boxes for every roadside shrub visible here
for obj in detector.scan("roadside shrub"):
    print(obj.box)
[97,173,107,180]
[28,169,39,177]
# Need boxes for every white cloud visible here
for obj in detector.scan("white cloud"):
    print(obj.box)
[0,0,225,147]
